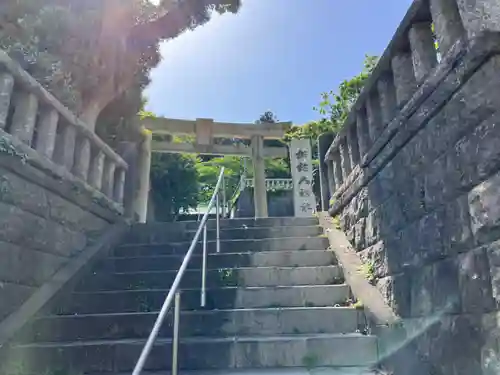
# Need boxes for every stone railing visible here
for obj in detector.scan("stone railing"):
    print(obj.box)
[244,178,294,191]
[0,50,128,208]
[324,0,472,200]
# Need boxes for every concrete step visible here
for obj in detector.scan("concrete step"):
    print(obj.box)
[3,334,378,373]
[185,226,323,241]
[52,285,351,315]
[18,307,362,343]
[75,266,344,291]
[100,250,337,272]
[114,237,330,257]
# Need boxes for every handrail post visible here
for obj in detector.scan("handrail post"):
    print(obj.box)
[222,173,227,217]
[172,291,181,375]
[216,193,221,253]
[201,224,207,307]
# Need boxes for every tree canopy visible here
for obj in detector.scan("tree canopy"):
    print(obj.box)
[0,0,241,132]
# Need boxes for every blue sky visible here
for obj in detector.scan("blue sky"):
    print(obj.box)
[145,0,413,125]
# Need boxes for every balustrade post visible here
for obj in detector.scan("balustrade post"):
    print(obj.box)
[347,123,360,167]
[36,108,59,159]
[332,149,343,191]
[391,52,417,106]
[356,110,370,159]
[102,158,116,198]
[10,92,38,145]
[55,123,76,170]
[0,73,14,129]
[326,161,336,199]
[429,0,464,55]
[366,92,383,144]
[73,137,91,181]
[377,74,398,126]
[409,22,438,83]
[88,150,105,190]
[113,168,126,204]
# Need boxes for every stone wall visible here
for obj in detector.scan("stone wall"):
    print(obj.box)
[323,1,500,374]
[0,152,123,322]
[234,188,294,218]
[0,50,128,322]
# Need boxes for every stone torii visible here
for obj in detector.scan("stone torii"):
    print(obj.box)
[134,116,292,220]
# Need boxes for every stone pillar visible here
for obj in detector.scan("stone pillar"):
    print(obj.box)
[366,92,383,144]
[251,134,268,218]
[326,161,335,198]
[55,124,76,170]
[339,137,352,181]
[73,137,91,181]
[135,131,152,223]
[102,158,116,198]
[35,108,59,159]
[356,109,370,158]
[347,124,360,167]
[0,73,14,129]
[116,141,139,219]
[429,0,464,55]
[290,138,316,217]
[10,92,38,145]
[377,74,398,125]
[113,168,126,204]
[317,134,333,211]
[409,22,438,83]
[391,53,417,106]
[332,150,343,190]
[89,150,105,190]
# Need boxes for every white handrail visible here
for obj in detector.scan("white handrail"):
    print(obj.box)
[132,167,226,375]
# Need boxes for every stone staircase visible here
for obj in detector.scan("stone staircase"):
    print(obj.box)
[3,217,379,374]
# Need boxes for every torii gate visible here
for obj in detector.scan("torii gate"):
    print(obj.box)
[135,117,293,220]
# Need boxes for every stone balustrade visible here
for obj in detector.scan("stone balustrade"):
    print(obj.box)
[0,50,128,207]
[324,0,473,200]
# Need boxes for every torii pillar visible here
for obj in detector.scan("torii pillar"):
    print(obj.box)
[251,135,268,218]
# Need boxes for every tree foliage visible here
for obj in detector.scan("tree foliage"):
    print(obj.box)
[0,0,241,131]
[150,152,200,221]
[284,55,379,141]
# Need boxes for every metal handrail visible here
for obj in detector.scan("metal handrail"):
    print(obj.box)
[132,167,226,375]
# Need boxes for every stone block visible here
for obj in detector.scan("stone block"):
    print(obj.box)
[0,202,86,257]
[397,176,426,224]
[364,209,380,247]
[468,171,500,244]
[0,167,49,218]
[486,240,500,306]
[376,273,411,318]
[353,218,366,251]
[378,196,405,238]
[455,111,500,191]
[0,240,65,287]
[458,247,495,314]
[482,311,500,375]
[410,258,460,318]
[442,194,474,255]
[0,281,34,321]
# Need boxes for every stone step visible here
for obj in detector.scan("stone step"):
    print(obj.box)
[75,266,344,291]
[114,237,330,257]
[52,285,351,315]
[99,250,337,272]
[3,334,378,373]
[185,226,323,241]
[183,217,320,231]
[18,307,362,343]
[85,369,378,375]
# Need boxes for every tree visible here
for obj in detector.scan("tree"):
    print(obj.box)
[150,152,200,221]
[0,0,241,131]
[284,55,379,141]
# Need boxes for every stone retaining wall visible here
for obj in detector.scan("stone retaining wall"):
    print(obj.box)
[0,151,123,321]
[322,1,500,373]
